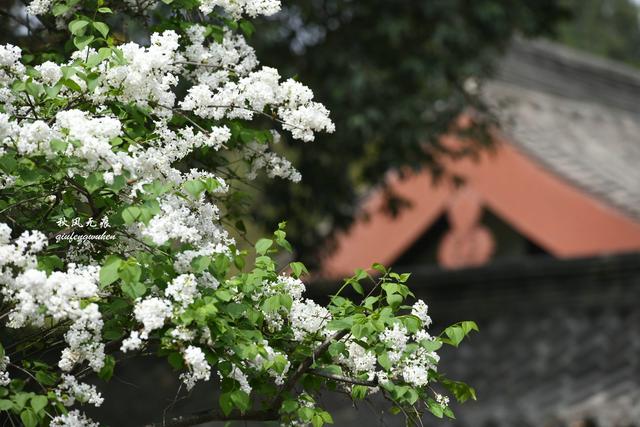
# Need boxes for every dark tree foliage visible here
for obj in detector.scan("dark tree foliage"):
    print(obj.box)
[251,0,568,265]
[555,0,640,67]
[0,0,570,266]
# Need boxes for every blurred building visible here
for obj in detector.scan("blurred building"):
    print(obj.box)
[315,39,640,427]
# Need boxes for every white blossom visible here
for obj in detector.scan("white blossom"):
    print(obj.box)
[180,345,211,390]
[165,274,199,308]
[56,374,104,407]
[289,299,331,341]
[50,410,99,427]
[0,356,10,386]
[133,297,173,338]
[35,61,63,85]
[411,299,432,328]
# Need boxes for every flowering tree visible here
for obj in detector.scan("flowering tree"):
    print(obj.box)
[0,0,477,426]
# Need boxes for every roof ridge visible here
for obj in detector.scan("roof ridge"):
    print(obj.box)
[512,38,640,85]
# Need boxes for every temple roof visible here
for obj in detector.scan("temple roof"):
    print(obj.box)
[485,39,640,220]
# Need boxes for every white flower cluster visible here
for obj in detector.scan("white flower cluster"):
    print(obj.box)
[133,297,173,338]
[102,31,183,112]
[139,195,230,246]
[165,274,200,308]
[249,340,290,386]
[229,364,252,394]
[180,345,211,390]
[244,141,302,182]
[289,299,332,341]
[436,393,450,408]
[173,242,229,276]
[35,61,63,85]
[330,300,440,391]
[0,2,341,419]
[0,45,22,115]
[379,322,439,388]
[259,274,306,301]
[185,26,258,78]
[411,299,432,328]
[50,410,100,427]
[340,340,377,375]
[120,296,172,353]
[0,224,106,372]
[55,374,104,407]
[181,66,334,142]
[26,0,55,15]
[198,0,280,18]
[0,44,25,82]
[27,0,281,19]
[0,356,10,386]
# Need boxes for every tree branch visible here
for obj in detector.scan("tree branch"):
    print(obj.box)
[310,369,377,387]
[144,330,349,427]
[269,329,349,409]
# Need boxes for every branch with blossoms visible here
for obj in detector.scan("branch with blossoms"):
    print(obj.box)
[0,0,477,426]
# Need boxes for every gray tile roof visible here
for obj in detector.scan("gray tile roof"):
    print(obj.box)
[483,40,640,220]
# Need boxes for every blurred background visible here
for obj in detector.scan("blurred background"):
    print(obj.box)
[3,0,640,425]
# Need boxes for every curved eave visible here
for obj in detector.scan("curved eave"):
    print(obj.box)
[320,136,640,279]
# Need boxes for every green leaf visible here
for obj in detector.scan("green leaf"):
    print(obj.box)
[191,256,211,273]
[312,413,325,427]
[118,259,142,283]
[298,406,314,422]
[281,399,297,414]
[121,206,142,224]
[85,172,104,193]
[52,3,69,16]
[239,20,255,37]
[230,390,250,412]
[34,370,57,386]
[183,180,206,198]
[441,378,477,403]
[328,342,345,358]
[442,321,478,347]
[350,280,364,295]
[219,392,233,416]
[167,352,184,370]
[460,320,479,335]
[255,238,273,255]
[99,256,122,287]
[97,6,113,13]
[74,35,95,50]
[319,410,333,425]
[62,78,82,92]
[261,295,281,313]
[92,22,109,38]
[121,281,146,300]
[0,399,13,410]
[98,355,115,381]
[377,352,391,371]
[386,293,402,308]
[279,294,292,311]
[401,315,421,333]
[428,400,444,418]
[444,406,456,419]
[68,19,89,35]
[351,385,368,400]
[326,318,353,331]
[289,261,307,278]
[30,395,47,413]
[20,409,38,427]
[49,139,68,153]
[444,326,464,347]
[214,289,232,302]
